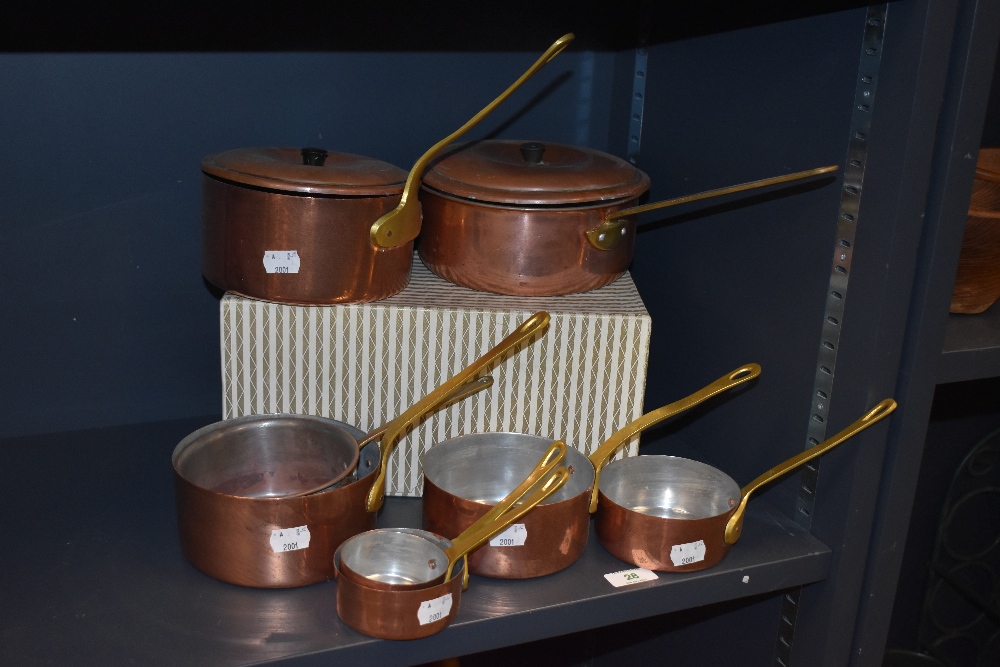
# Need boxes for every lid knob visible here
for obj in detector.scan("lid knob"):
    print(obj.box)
[519,142,546,165]
[301,147,329,166]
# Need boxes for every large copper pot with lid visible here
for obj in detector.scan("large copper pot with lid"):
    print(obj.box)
[417,140,650,296]
[418,141,840,296]
[201,147,410,304]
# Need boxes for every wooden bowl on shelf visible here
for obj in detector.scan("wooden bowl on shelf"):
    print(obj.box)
[950,148,1000,314]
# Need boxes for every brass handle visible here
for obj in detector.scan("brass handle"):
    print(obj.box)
[459,440,566,538]
[285,376,495,497]
[723,397,897,545]
[356,376,494,450]
[366,311,551,512]
[587,363,761,513]
[585,165,840,251]
[370,33,575,249]
[444,466,571,580]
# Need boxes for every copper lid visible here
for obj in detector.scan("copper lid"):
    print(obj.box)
[201,147,407,196]
[422,140,650,205]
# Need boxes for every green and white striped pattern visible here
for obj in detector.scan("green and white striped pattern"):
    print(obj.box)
[221,260,651,497]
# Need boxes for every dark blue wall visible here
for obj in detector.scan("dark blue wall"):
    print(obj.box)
[0,51,617,437]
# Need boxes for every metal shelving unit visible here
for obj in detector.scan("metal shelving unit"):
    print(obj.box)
[3,2,1000,667]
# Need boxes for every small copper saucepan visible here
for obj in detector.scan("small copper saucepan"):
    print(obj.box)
[592,398,898,572]
[421,363,762,579]
[334,447,570,640]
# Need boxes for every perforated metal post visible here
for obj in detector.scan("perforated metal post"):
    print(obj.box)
[774,6,888,666]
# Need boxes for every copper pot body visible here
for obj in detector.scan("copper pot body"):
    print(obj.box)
[334,533,465,640]
[417,189,642,296]
[172,419,378,588]
[202,174,411,304]
[594,491,736,572]
[421,434,594,578]
[591,455,743,573]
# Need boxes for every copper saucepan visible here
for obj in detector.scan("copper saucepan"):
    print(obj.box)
[593,398,898,572]
[172,415,378,588]
[334,455,570,639]
[171,378,491,588]
[417,139,837,295]
[421,364,762,579]
[201,35,574,305]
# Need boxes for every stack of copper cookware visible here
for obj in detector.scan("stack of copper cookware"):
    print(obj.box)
[180,29,899,642]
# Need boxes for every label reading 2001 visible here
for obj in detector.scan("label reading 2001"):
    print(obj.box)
[669,539,706,567]
[263,250,301,274]
[489,524,527,547]
[269,525,311,553]
[417,593,453,625]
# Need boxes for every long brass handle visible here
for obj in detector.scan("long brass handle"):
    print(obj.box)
[366,311,551,512]
[460,440,567,537]
[587,363,761,513]
[286,376,495,498]
[371,33,575,249]
[356,376,494,451]
[585,165,840,250]
[723,397,897,545]
[444,466,571,580]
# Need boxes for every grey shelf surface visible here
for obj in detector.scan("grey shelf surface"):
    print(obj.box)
[938,301,1000,383]
[1,416,831,667]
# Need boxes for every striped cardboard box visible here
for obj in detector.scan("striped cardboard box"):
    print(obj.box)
[221,258,651,497]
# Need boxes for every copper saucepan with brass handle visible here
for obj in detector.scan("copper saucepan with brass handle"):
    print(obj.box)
[420,363,762,579]
[593,397,897,572]
[170,377,493,588]
[418,139,838,296]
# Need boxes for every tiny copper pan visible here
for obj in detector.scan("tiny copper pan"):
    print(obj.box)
[334,465,571,640]
[593,398,898,572]
[421,363,762,578]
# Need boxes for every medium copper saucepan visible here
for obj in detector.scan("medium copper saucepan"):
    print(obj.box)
[173,415,377,588]
[417,139,837,295]
[171,378,491,588]
[334,451,570,640]
[593,398,898,572]
[421,364,762,578]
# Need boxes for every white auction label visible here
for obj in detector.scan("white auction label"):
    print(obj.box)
[604,567,658,587]
[417,593,453,625]
[262,250,301,274]
[488,523,527,547]
[669,539,706,567]
[269,525,311,553]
